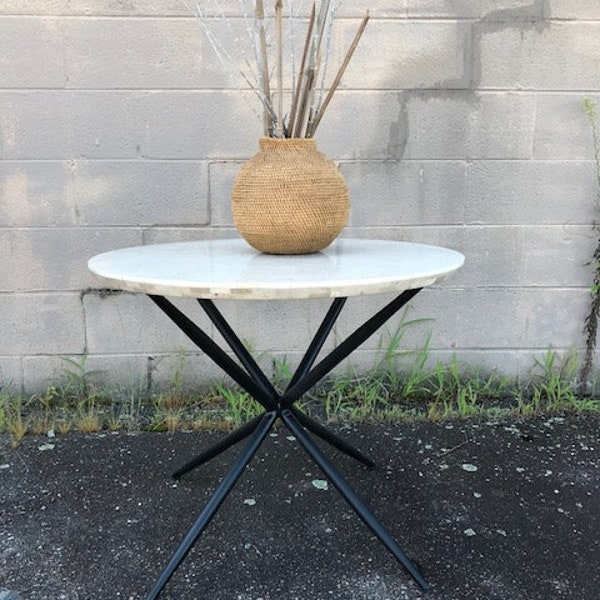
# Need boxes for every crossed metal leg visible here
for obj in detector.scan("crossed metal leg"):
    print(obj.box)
[145,289,429,600]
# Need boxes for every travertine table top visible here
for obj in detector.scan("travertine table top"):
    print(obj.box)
[88,238,465,300]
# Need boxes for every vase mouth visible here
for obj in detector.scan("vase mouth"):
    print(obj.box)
[258,137,317,151]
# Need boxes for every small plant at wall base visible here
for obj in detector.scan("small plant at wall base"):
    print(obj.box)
[580,97,600,389]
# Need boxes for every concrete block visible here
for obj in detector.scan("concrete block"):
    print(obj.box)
[340,226,470,289]
[73,160,208,226]
[214,297,337,354]
[341,20,469,90]
[0,228,142,292]
[415,348,584,382]
[338,3,408,17]
[343,223,594,289]
[140,351,228,392]
[338,227,470,292]
[22,353,145,395]
[339,221,592,300]
[0,161,77,226]
[341,226,467,246]
[399,91,536,160]
[333,292,435,354]
[534,94,600,160]
[0,357,23,391]
[142,227,238,244]
[0,293,85,355]
[458,225,595,288]
[548,1,600,20]
[0,92,138,159]
[21,352,225,395]
[353,347,525,379]
[316,92,418,160]
[410,288,588,350]
[341,160,466,227]
[422,349,524,378]
[478,23,600,90]
[466,160,598,225]
[0,2,407,18]
[0,1,191,16]
[137,91,262,159]
[208,161,243,226]
[184,3,408,18]
[83,292,210,354]
[335,286,588,354]
[0,18,65,88]
[406,0,544,18]
[316,347,532,380]
[63,18,241,90]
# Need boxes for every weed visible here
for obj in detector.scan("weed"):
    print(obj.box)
[55,421,72,435]
[216,384,263,427]
[163,409,183,433]
[401,334,433,400]
[74,396,103,433]
[171,349,187,394]
[61,355,105,400]
[0,392,6,430]
[375,310,433,393]
[116,393,142,432]
[4,396,27,447]
[1,342,598,443]
[321,370,388,421]
[272,356,293,392]
[75,411,103,434]
[518,349,580,415]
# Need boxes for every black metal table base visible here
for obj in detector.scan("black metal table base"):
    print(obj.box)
[145,290,430,599]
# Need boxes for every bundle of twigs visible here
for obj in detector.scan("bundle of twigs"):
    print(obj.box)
[196,1,369,138]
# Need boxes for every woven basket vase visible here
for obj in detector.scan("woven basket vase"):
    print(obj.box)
[232,137,350,254]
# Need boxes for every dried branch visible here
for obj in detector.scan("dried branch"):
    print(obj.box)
[195,3,264,123]
[288,1,315,137]
[312,0,332,80]
[255,0,272,135]
[294,67,315,137]
[275,0,284,137]
[239,66,278,126]
[313,1,339,122]
[194,1,369,138]
[307,10,370,137]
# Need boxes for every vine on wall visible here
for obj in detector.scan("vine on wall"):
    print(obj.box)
[580,98,600,389]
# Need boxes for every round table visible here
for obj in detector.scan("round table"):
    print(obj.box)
[88,238,464,299]
[88,238,465,599]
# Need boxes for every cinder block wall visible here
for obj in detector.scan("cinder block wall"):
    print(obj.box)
[1,0,599,393]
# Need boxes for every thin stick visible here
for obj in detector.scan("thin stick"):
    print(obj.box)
[307,10,370,137]
[288,1,316,137]
[275,0,284,137]
[255,0,272,135]
[313,0,331,76]
[313,1,338,122]
[240,68,278,125]
[302,0,330,137]
[293,67,315,137]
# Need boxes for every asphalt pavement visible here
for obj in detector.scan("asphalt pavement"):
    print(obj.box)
[2,414,599,600]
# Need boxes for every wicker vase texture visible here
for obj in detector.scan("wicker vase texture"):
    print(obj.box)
[232,137,350,255]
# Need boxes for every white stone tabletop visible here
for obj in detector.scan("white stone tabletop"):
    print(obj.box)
[88,238,465,300]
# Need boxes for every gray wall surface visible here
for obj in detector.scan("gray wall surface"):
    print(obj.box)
[1,0,599,393]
